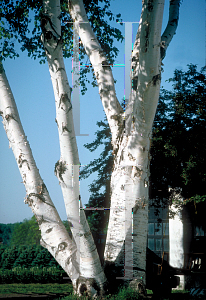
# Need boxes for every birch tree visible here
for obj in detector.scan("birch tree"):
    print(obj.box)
[0,0,180,297]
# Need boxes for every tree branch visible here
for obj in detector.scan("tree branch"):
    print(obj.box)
[161,0,181,60]
[68,0,124,146]
[125,0,165,136]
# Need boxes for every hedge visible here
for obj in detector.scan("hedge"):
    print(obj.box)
[0,245,62,270]
[0,245,70,283]
[0,266,68,284]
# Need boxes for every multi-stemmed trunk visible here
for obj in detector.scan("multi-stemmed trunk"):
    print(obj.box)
[0,0,180,297]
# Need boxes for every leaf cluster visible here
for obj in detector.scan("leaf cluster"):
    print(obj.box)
[0,223,16,245]
[0,0,124,93]
[1,216,71,246]
[9,215,41,246]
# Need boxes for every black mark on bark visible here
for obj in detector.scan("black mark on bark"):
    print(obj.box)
[55,160,67,182]
[148,0,154,12]
[58,241,67,251]
[152,74,161,86]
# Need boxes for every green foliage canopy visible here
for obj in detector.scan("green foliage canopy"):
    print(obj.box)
[9,216,41,246]
[0,0,124,94]
[151,64,206,202]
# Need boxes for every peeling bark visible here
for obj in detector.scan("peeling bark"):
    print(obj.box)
[68,0,123,148]
[0,62,79,282]
[41,0,106,296]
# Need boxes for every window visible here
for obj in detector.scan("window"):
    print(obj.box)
[155,223,162,235]
[163,238,169,252]
[148,223,154,235]
[164,253,168,261]
[148,238,154,251]
[195,226,204,236]
[163,223,169,235]
[156,239,162,251]
[148,204,169,262]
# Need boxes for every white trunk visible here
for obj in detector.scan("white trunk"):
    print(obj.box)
[0,63,79,283]
[68,0,123,149]
[41,0,106,295]
[68,0,180,292]
[104,0,165,287]
[169,188,185,289]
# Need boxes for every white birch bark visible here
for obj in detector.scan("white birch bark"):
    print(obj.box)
[68,0,180,291]
[41,0,106,296]
[103,0,180,289]
[161,0,180,60]
[169,188,185,290]
[0,62,79,283]
[104,1,165,287]
[68,0,124,151]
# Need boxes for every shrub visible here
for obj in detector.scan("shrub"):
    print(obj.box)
[0,266,67,284]
[0,244,63,270]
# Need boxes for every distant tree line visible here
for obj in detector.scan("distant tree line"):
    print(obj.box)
[0,215,71,246]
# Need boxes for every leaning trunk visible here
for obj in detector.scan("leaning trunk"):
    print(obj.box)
[0,62,79,283]
[40,0,106,296]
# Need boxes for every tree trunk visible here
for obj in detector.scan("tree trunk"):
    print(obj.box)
[169,188,185,290]
[0,62,79,283]
[104,0,180,291]
[40,0,106,296]
[104,0,164,290]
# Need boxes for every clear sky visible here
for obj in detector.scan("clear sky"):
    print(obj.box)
[0,0,205,224]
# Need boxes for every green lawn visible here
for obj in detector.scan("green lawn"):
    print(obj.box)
[0,283,73,295]
[0,284,193,300]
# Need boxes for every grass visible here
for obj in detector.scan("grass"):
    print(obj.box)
[0,283,193,300]
[0,284,144,299]
[0,282,73,295]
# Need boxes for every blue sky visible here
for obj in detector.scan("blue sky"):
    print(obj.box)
[0,0,205,224]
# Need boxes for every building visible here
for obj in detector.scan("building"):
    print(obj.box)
[148,196,206,292]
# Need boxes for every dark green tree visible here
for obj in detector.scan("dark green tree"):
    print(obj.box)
[0,223,16,245]
[0,246,19,269]
[80,118,112,236]
[30,247,57,269]
[13,246,35,268]
[10,216,41,246]
[150,64,206,202]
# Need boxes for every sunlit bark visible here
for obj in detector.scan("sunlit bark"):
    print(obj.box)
[40,0,106,296]
[0,62,79,283]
